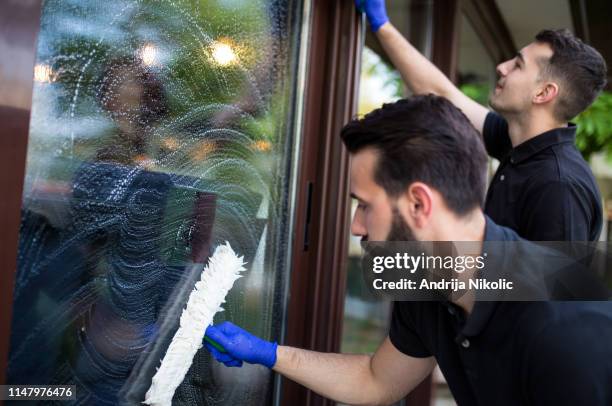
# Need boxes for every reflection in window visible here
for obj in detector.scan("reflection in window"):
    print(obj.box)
[8,0,303,404]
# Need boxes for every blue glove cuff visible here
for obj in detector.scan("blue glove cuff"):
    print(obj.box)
[369,12,388,32]
[262,341,278,368]
[356,0,389,32]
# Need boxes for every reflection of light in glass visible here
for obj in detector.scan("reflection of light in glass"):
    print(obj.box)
[162,136,179,150]
[139,43,158,66]
[252,140,271,152]
[133,154,155,169]
[34,64,53,83]
[210,40,238,66]
[191,141,216,161]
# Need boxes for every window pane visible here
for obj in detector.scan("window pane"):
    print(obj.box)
[8,0,303,404]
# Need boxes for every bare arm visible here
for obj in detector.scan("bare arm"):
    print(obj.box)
[375,22,489,134]
[273,337,436,406]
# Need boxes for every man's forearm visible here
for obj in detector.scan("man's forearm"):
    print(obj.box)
[376,23,456,98]
[273,346,389,406]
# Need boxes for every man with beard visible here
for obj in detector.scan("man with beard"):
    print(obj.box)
[355,0,607,241]
[204,96,612,405]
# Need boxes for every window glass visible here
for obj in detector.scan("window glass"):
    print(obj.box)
[8,0,303,404]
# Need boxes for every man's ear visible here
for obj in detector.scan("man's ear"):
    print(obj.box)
[398,182,433,228]
[533,82,559,105]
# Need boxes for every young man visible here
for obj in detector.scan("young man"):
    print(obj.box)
[356,0,607,241]
[205,96,612,405]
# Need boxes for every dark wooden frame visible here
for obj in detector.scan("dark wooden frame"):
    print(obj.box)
[569,0,590,43]
[0,0,43,388]
[280,1,362,405]
[432,0,461,81]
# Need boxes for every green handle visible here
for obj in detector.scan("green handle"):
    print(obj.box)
[204,336,227,353]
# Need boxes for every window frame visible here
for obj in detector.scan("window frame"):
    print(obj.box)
[280,0,362,404]
[0,0,43,387]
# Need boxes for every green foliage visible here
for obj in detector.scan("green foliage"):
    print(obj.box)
[574,91,612,161]
[459,83,489,106]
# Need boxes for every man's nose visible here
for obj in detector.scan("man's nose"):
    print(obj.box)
[496,60,509,77]
[350,212,367,237]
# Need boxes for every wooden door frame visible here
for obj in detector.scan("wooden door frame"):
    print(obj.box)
[0,0,43,389]
[280,0,362,405]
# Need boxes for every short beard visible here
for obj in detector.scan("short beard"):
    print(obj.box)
[386,207,416,241]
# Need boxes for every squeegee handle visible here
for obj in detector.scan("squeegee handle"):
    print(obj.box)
[204,335,227,353]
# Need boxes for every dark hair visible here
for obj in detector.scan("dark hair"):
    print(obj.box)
[96,57,169,163]
[535,29,607,121]
[341,95,488,216]
[98,56,169,126]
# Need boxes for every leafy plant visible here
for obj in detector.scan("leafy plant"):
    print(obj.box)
[459,83,490,106]
[573,91,612,161]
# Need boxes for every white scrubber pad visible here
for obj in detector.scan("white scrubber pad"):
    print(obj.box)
[144,242,246,406]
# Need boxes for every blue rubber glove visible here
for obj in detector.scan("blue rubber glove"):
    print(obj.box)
[204,321,278,368]
[355,0,389,32]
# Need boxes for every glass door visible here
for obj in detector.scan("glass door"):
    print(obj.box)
[7,0,305,404]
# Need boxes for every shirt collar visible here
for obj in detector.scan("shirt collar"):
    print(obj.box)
[509,123,576,165]
[483,215,518,241]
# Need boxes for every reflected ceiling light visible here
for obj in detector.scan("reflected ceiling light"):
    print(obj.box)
[139,43,158,67]
[34,64,53,83]
[133,154,155,169]
[162,136,179,151]
[252,140,272,152]
[210,40,238,66]
[191,141,216,161]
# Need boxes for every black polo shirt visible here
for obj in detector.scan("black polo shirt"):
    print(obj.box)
[389,218,612,406]
[483,112,602,241]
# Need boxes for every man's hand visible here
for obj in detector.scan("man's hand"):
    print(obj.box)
[204,321,278,368]
[355,0,389,32]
